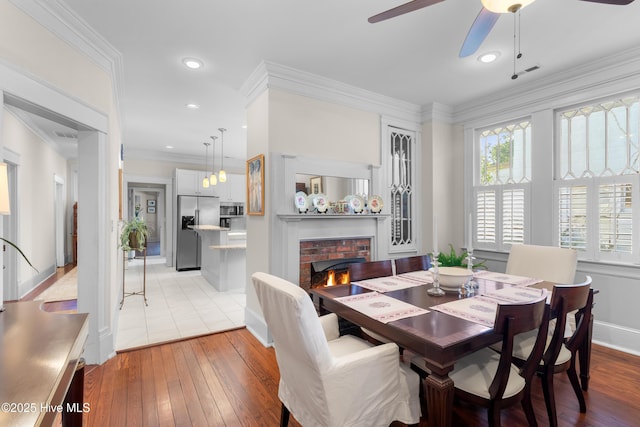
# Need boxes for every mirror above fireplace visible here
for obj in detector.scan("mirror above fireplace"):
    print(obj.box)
[295,174,369,202]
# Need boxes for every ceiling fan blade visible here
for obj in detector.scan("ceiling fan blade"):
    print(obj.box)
[368,0,445,23]
[459,8,500,58]
[579,0,634,4]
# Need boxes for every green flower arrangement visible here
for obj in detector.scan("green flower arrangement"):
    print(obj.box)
[437,244,486,270]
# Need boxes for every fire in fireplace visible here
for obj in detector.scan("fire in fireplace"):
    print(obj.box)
[310,258,365,288]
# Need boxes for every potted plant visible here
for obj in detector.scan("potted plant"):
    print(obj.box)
[1,237,37,272]
[437,244,486,270]
[119,216,149,251]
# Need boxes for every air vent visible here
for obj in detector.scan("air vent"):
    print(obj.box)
[54,130,78,139]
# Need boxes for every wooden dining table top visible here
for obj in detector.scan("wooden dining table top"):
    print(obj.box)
[312,277,553,366]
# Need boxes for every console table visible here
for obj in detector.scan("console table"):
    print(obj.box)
[0,301,89,426]
[121,248,147,308]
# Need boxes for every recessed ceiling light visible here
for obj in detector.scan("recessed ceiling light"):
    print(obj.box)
[478,52,500,64]
[166,145,174,149]
[185,103,200,109]
[182,57,203,69]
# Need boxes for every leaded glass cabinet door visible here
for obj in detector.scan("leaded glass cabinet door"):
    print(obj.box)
[388,127,416,251]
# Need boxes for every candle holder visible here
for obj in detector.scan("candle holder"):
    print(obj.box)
[427,252,445,296]
[465,251,478,293]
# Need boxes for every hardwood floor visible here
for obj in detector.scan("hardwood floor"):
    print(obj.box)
[84,328,640,426]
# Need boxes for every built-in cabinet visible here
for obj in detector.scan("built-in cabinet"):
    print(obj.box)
[218,173,246,203]
[175,168,218,197]
[175,168,245,201]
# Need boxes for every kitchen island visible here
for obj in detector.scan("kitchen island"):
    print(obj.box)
[191,225,246,291]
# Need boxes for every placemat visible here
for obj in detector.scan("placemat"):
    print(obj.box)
[334,292,429,323]
[396,270,434,285]
[430,296,499,327]
[474,270,543,286]
[353,275,427,293]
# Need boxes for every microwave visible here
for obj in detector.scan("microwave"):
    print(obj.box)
[220,203,244,216]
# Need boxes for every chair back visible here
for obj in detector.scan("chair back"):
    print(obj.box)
[348,259,393,282]
[543,276,592,367]
[489,294,549,400]
[506,244,577,284]
[252,272,333,402]
[394,255,431,275]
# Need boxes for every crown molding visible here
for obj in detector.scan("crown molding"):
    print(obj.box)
[422,102,454,124]
[241,61,422,125]
[11,0,125,131]
[454,45,640,126]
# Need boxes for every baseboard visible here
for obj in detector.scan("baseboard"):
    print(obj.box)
[245,306,272,347]
[593,319,640,356]
[19,264,56,298]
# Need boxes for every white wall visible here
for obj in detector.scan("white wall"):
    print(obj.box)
[2,108,69,295]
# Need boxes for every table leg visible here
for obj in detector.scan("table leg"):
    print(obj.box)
[578,289,594,391]
[423,366,455,427]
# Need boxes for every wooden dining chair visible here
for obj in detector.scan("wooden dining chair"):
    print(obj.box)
[348,259,393,281]
[394,254,431,275]
[509,277,593,427]
[448,294,550,427]
[252,272,421,427]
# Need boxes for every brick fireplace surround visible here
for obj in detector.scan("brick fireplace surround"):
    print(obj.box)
[299,238,371,290]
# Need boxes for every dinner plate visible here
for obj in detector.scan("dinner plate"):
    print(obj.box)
[349,195,365,213]
[295,191,308,212]
[368,195,383,213]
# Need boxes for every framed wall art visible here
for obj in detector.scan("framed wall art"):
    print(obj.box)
[247,154,265,216]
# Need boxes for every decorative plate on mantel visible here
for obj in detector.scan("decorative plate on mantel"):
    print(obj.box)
[295,191,308,213]
[349,195,365,213]
[368,195,384,213]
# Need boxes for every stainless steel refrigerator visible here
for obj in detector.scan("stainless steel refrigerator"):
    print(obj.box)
[176,195,220,271]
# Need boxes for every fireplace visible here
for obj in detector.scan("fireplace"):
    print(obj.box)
[299,238,371,291]
[309,257,366,288]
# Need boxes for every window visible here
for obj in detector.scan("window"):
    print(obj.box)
[387,127,416,251]
[556,95,639,262]
[474,120,531,251]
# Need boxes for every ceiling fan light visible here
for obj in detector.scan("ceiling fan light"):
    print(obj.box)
[481,0,536,13]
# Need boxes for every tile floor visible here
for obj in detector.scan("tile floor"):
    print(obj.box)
[116,257,246,351]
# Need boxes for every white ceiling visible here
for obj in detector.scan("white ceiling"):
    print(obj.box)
[37,0,640,162]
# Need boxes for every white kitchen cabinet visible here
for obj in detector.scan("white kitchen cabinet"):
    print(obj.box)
[175,168,218,196]
[218,173,246,203]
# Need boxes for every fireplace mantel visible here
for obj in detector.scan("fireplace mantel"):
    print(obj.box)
[278,213,389,221]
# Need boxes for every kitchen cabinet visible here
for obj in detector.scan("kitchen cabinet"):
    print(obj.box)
[175,168,218,196]
[218,173,246,203]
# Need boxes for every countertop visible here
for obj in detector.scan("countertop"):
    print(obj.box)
[190,225,229,231]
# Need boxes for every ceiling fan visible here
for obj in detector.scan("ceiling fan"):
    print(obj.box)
[369,0,636,58]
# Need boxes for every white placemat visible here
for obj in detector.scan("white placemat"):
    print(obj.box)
[334,292,429,323]
[482,286,549,303]
[474,270,543,287]
[396,270,434,285]
[430,296,499,328]
[353,275,427,293]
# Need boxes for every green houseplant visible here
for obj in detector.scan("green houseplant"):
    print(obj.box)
[437,244,486,270]
[1,237,37,271]
[119,216,149,251]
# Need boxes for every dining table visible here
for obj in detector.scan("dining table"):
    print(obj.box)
[310,271,595,427]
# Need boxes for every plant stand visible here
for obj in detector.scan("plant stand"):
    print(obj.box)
[120,247,147,309]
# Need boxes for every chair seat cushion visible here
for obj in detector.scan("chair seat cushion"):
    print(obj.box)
[494,328,571,366]
[450,348,525,400]
[327,334,375,358]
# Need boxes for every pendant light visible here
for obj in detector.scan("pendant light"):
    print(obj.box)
[218,128,227,183]
[202,142,210,188]
[481,0,534,14]
[209,136,218,186]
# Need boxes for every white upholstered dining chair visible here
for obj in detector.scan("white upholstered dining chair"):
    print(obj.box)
[252,272,421,427]
[505,244,578,285]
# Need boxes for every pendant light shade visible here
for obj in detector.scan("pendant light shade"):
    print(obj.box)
[202,142,211,188]
[218,128,227,183]
[209,136,218,185]
[480,0,535,13]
